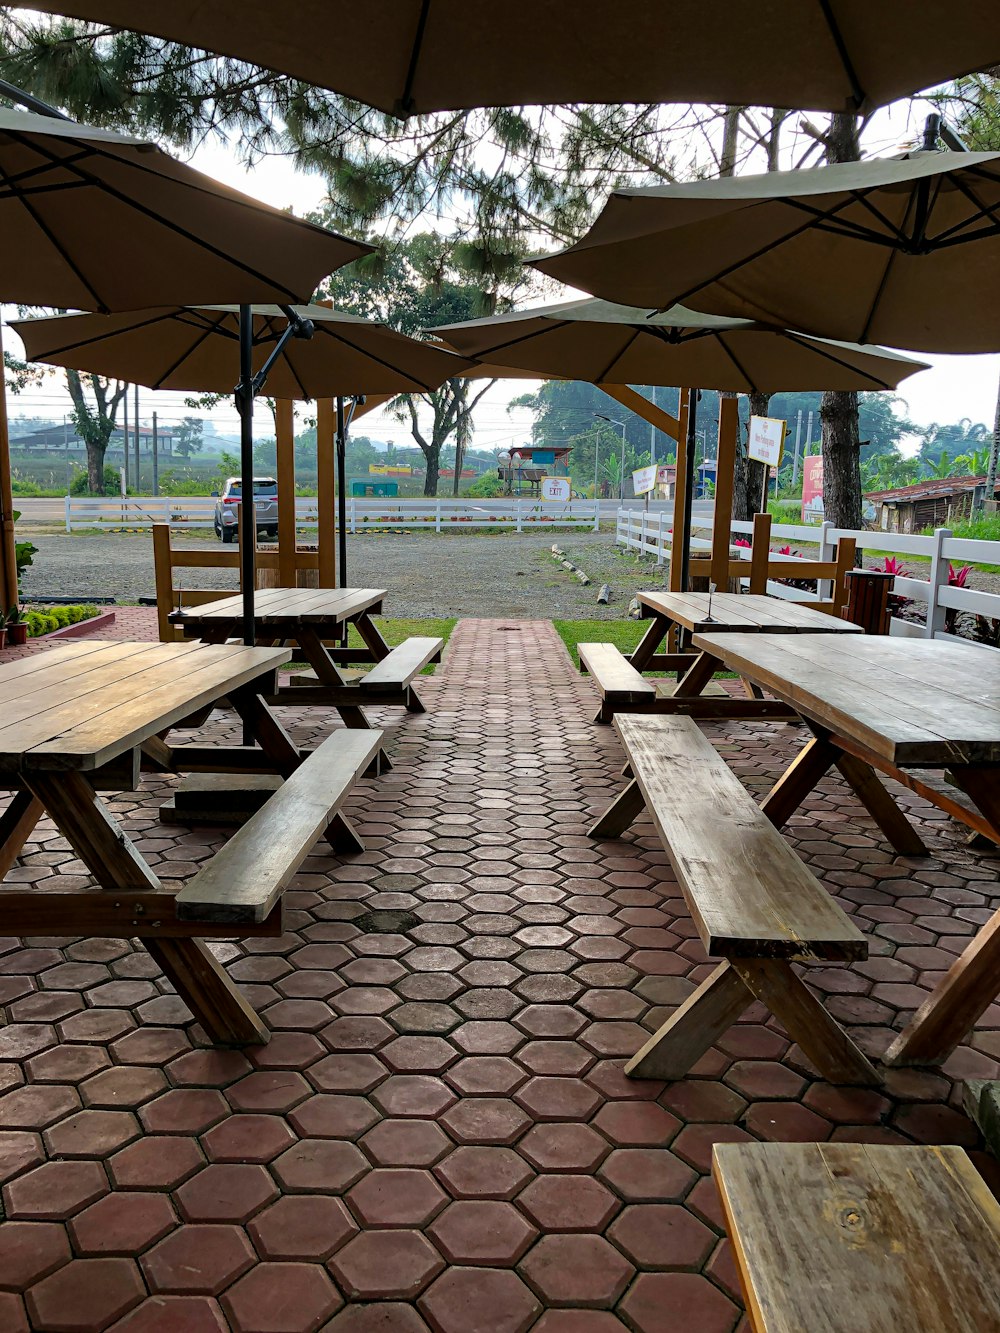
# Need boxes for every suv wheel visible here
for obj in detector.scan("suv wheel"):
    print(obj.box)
[221,527,235,544]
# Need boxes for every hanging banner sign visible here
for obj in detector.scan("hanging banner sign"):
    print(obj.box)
[748,416,786,468]
[632,464,657,495]
[802,455,824,520]
[540,475,571,502]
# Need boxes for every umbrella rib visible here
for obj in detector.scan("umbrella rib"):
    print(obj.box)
[317,324,438,391]
[714,335,756,393]
[783,332,892,390]
[6,128,308,303]
[150,310,233,390]
[930,175,1000,247]
[816,0,867,109]
[781,195,907,247]
[442,320,573,366]
[0,154,107,311]
[594,329,643,384]
[17,309,180,362]
[399,0,433,116]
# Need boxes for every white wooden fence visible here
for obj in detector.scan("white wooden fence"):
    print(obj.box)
[617,507,1000,643]
[65,496,601,533]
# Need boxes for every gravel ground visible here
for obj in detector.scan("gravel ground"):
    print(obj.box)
[18,524,1000,622]
[15,528,667,620]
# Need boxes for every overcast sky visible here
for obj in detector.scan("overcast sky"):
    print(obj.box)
[6,95,998,454]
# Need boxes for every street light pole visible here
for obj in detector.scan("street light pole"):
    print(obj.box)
[595,413,628,501]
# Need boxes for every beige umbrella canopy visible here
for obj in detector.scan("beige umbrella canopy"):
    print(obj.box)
[0,108,369,310]
[431,298,929,392]
[13,305,473,396]
[532,151,1000,354]
[20,1,1000,115]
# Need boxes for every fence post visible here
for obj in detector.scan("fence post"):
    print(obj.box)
[435,501,441,534]
[640,509,647,554]
[516,500,523,533]
[926,526,952,638]
[593,501,600,533]
[64,494,71,533]
[350,498,356,535]
[656,511,665,567]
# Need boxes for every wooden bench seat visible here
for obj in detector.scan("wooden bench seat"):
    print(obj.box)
[592,714,876,1086]
[175,727,383,926]
[579,642,657,723]
[713,1141,1000,1331]
[358,636,443,713]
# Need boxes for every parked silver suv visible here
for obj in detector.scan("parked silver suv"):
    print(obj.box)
[213,476,279,543]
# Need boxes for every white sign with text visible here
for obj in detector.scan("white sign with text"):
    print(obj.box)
[747,416,785,467]
[540,475,571,502]
[632,464,657,495]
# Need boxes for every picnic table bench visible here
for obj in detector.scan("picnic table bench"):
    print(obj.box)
[0,639,382,1045]
[579,591,861,723]
[593,714,875,1086]
[714,1141,1000,1332]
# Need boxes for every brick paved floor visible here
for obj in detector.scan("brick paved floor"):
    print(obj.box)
[1,617,999,1331]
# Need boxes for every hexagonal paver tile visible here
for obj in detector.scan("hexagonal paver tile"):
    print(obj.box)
[370,1076,456,1118]
[361,1119,452,1167]
[5,1160,108,1219]
[44,1110,139,1159]
[434,1146,534,1200]
[221,1261,342,1332]
[514,1077,601,1121]
[329,1229,444,1300]
[438,1098,531,1146]
[591,1102,680,1147]
[140,1090,229,1136]
[248,1195,357,1261]
[0,1220,71,1290]
[599,1148,697,1203]
[516,1174,620,1231]
[445,1057,526,1097]
[175,1163,278,1223]
[419,1267,541,1333]
[108,1136,204,1191]
[428,1200,537,1266]
[618,1272,739,1333]
[307,1054,388,1094]
[225,1072,311,1114]
[518,1234,634,1308]
[271,1139,368,1194]
[106,1295,230,1332]
[26,1257,145,1331]
[142,1224,256,1295]
[69,1191,177,1256]
[607,1203,715,1270]
[287,1095,380,1141]
[347,1168,448,1227]
[201,1114,296,1164]
[517,1123,610,1173]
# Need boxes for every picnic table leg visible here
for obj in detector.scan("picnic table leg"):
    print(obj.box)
[229,685,302,778]
[629,613,671,672]
[885,908,1000,1067]
[675,651,719,698]
[22,770,268,1046]
[589,778,645,839]
[834,752,927,857]
[761,735,839,828]
[296,627,391,774]
[354,613,427,715]
[0,790,45,879]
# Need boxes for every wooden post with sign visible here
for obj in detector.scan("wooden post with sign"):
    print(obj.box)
[669,389,692,592]
[710,396,739,591]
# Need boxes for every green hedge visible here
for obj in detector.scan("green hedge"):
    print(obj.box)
[24,604,100,637]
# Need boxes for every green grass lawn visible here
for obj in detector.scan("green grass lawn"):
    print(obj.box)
[348,617,457,674]
[552,618,647,669]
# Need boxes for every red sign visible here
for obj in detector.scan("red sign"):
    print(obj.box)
[802,455,824,520]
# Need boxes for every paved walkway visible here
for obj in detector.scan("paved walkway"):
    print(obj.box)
[0,618,998,1331]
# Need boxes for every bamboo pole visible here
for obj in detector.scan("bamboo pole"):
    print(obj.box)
[316,397,337,588]
[275,398,297,587]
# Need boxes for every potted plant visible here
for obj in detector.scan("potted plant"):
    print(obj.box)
[0,609,7,650]
[6,606,27,647]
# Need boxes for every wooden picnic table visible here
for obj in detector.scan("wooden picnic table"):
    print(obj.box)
[170,587,439,734]
[627,591,862,719]
[690,630,1000,1068]
[0,638,303,1044]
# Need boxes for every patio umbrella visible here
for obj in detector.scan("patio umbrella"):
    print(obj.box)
[432,296,928,585]
[14,304,473,638]
[0,107,369,311]
[19,1,1000,116]
[532,150,1000,353]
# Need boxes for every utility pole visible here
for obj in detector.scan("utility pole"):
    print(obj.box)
[804,410,814,463]
[152,411,159,497]
[791,409,802,486]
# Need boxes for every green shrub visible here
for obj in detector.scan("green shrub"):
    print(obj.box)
[23,604,99,637]
[465,472,504,498]
[69,465,120,496]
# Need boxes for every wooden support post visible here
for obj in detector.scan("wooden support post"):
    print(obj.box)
[316,398,337,588]
[669,389,692,592]
[0,327,17,613]
[275,398,297,587]
[0,790,44,879]
[748,511,772,594]
[710,395,739,591]
[600,384,682,442]
[589,778,646,839]
[152,523,176,642]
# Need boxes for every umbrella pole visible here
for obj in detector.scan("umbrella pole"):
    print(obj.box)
[679,389,700,592]
[237,304,256,646]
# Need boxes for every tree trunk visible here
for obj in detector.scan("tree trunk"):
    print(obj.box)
[987,363,1000,504]
[86,439,105,494]
[423,447,440,497]
[734,391,771,521]
[821,389,863,531]
[452,410,469,497]
[820,112,864,531]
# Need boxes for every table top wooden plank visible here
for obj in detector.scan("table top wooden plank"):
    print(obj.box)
[639,591,862,634]
[0,642,290,772]
[693,632,1000,765]
[173,587,386,626]
[713,1141,1000,1332]
[0,641,145,702]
